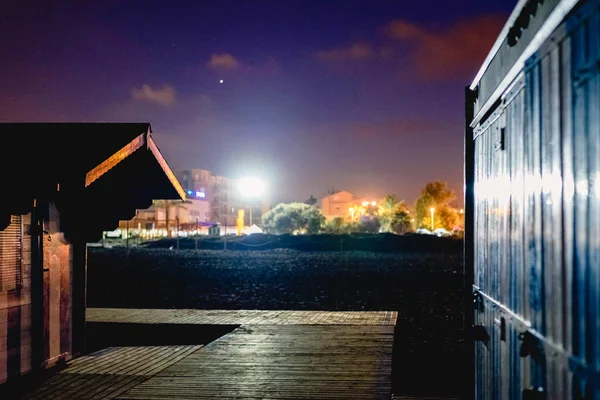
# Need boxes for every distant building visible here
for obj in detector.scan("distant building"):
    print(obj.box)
[321,191,380,221]
[119,169,270,236]
[176,169,270,227]
[121,197,211,236]
[321,191,354,220]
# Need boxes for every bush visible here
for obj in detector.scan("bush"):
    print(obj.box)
[262,203,325,234]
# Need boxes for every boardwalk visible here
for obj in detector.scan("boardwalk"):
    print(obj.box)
[117,325,394,399]
[21,310,397,399]
[87,308,398,326]
[21,346,202,400]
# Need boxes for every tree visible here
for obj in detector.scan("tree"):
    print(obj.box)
[322,217,347,234]
[262,203,325,234]
[305,195,318,206]
[414,181,458,230]
[378,194,411,233]
[390,209,412,234]
[357,217,381,233]
[348,202,378,223]
[153,199,192,235]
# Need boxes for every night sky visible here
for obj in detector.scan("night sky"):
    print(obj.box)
[0,1,515,205]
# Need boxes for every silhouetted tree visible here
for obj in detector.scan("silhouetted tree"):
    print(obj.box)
[322,217,347,234]
[262,203,325,234]
[305,195,318,206]
[414,181,458,230]
[378,194,410,233]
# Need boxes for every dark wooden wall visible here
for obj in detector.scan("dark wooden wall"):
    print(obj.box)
[470,2,599,398]
[0,203,75,384]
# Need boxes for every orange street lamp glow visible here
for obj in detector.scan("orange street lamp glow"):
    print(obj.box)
[430,207,435,231]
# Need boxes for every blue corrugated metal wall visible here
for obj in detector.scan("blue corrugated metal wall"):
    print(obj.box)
[472,1,599,398]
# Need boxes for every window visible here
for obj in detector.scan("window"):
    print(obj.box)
[0,215,22,292]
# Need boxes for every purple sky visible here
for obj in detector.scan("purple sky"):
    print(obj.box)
[0,0,515,205]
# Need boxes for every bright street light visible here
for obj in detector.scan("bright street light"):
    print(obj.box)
[430,207,435,231]
[238,177,265,197]
[238,177,266,227]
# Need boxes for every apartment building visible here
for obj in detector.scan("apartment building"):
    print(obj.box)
[176,169,270,227]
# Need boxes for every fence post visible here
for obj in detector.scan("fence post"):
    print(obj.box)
[195,218,199,254]
[176,216,180,253]
[126,220,130,257]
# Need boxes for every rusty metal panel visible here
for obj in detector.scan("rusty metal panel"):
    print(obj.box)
[470,1,600,398]
[0,215,22,292]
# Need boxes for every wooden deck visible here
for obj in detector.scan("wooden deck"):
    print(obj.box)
[87,308,398,326]
[22,310,397,399]
[117,325,394,399]
[22,346,202,400]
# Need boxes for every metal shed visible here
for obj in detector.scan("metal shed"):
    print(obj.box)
[466,0,599,398]
[0,123,184,386]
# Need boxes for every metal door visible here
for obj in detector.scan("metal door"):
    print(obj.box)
[469,1,600,398]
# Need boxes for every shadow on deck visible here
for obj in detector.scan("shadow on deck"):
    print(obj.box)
[9,310,398,400]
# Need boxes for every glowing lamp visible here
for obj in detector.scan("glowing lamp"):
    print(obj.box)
[238,177,265,197]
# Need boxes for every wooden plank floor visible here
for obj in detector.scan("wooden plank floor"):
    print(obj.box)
[116,325,395,400]
[392,397,460,400]
[22,346,202,400]
[20,310,396,399]
[87,308,398,326]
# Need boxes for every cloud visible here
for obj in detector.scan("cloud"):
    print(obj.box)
[312,14,505,80]
[385,14,506,80]
[315,43,374,62]
[130,84,176,106]
[206,53,241,70]
[246,56,281,75]
[261,56,281,73]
